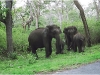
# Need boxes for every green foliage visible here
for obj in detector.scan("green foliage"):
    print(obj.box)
[38,16,47,27]
[88,20,100,44]
[0,1,8,19]
[12,27,29,52]
[0,44,100,74]
[0,23,6,53]
[68,10,80,21]
[8,52,18,60]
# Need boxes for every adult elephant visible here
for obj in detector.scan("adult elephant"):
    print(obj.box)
[28,25,62,59]
[72,32,85,53]
[63,26,77,50]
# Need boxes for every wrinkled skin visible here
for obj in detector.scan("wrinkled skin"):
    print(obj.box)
[72,32,85,53]
[63,26,77,50]
[55,39,65,54]
[28,25,62,59]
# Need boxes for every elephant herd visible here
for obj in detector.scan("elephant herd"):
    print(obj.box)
[28,24,85,59]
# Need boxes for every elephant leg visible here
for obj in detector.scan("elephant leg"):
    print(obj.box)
[56,42,60,54]
[56,43,63,54]
[82,46,85,52]
[73,44,77,52]
[69,42,73,50]
[65,39,67,47]
[67,41,71,50]
[82,42,85,52]
[43,39,51,58]
[77,42,82,53]
[31,47,38,59]
[74,47,77,52]
[45,44,51,58]
[60,44,64,54]
[45,49,51,58]
[49,42,52,56]
[55,38,60,54]
[78,46,82,53]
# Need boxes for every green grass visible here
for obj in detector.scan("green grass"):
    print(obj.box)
[0,44,100,74]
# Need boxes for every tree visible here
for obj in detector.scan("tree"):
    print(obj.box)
[93,0,100,20]
[22,0,34,30]
[30,0,41,28]
[0,1,13,56]
[74,0,91,47]
[21,0,42,29]
[55,0,63,28]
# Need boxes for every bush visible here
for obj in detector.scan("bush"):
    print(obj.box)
[9,52,18,60]
[89,21,100,44]
[12,27,29,52]
[0,25,6,53]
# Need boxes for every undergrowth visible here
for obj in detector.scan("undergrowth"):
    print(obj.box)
[0,44,100,74]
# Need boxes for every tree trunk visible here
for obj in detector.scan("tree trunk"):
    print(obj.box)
[74,0,91,47]
[5,1,13,56]
[98,0,100,11]
[59,13,62,28]
[22,0,34,30]
[93,0,100,20]
[36,15,39,28]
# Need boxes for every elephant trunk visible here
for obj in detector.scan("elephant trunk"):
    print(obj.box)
[55,35,62,54]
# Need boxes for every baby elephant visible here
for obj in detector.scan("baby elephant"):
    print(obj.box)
[56,39,65,54]
[72,32,85,53]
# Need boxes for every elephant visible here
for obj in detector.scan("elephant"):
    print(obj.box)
[72,32,85,53]
[28,25,62,59]
[55,39,65,54]
[63,26,77,50]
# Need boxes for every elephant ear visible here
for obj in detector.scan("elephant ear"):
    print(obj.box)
[42,25,52,37]
[63,28,68,33]
[46,25,53,31]
[73,26,77,33]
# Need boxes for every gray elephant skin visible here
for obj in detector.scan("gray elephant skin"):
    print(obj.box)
[28,25,62,59]
[55,39,65,53]
[72,32,85,53]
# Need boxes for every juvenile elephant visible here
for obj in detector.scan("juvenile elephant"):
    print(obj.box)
[55,39,65,54]
[63,26,77,50]
[72,32,85,53]
[28,25,62,59]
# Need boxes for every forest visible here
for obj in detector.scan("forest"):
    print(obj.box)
[0,0,100,74]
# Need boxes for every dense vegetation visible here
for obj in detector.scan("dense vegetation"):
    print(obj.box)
[0,19,100,74]
[0,0,100,74]
[0,19,100,54]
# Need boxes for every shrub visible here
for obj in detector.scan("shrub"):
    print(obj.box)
[9,52,18,60]
[0,25,6,53]
[89,21,100,44]
[12,27,29,52]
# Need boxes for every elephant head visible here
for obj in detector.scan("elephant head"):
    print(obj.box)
[43,25,61,38]
[63,26,77,40]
